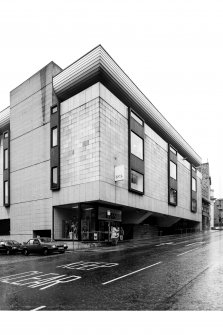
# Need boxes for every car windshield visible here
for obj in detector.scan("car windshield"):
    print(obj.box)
[39,237,53,243]
[5,241,13,245]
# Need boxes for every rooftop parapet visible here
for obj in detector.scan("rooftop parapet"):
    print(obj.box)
[53,45,201,166]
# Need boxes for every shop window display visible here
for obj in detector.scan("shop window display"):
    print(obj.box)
[63,219,78,240]
[81,205,96,241]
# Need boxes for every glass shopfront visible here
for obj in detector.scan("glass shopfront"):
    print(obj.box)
[53,203,122,242]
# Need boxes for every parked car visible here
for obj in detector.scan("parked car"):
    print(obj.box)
[0,240,23,255]
[22,237,68,256]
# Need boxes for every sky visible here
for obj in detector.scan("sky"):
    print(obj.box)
[0,0,223,199]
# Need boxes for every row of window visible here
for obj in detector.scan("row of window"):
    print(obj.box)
[50,105,60,190]
[3,130,10,207]
[49,104,197,213]
[129,109,197,213]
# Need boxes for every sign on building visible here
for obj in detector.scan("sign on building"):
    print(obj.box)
[115,165,124,182]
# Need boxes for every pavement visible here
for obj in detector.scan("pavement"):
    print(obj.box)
[72,230,216,252]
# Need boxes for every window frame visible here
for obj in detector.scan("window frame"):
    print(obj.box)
[51,105,58,114]
[4,180,9,206]
[131,110,144,126]
[51,126,58,148]
[191,199,197,213]
[192,177,197,192]
[169,160,177,180]
[130,131,144,160]
[130,169,144,194]
[169,188,177,206]
[4,149,8,170]
[51,166,58,189]
[169,146,177,155]
[3,131,8,139]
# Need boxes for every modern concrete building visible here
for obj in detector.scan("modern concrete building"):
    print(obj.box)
[0,45,202,247]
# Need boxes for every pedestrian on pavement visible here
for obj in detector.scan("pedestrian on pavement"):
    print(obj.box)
[120,227,124,241]
[111,226,119,246]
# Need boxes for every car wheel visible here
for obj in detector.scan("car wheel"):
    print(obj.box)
[6,249,11,255]
[24,249,29,256]
[59,250,65,254]
[43,248,48,256]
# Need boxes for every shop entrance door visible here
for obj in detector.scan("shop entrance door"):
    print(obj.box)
[98,221,110,241]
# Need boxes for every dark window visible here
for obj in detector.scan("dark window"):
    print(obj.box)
[170,161,177,180]
[130,170,144,193]
[169,188,177,205]
[192,199,197,212]
[131,131,143,160]
[51,106,58,114]
[131,111,143,126]
[4,181,9,205]
[4,149,8,170]
[0,219,10,235]
[51,127,58,147]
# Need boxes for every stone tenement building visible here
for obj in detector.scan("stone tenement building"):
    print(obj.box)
[198,163,211,230]
[0,45,202,247]
[214,199,223,228]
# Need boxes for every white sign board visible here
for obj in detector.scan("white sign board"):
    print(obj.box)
[115,165,124,181]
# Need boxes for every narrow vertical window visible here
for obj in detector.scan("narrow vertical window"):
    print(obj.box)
[192,177,197,192]
[169,189,177,205]
[51,127,58,147]
[50,104,60,191]
[51,167,58,188]
[51,106,58,114]
[129,108,145,195]
[4,181,9,205]
[168,145,178,206]
[131,131,143,160]
[4,149,8,170]
[130,170,144,193]
[191,165,197,213]
[170,161,177,180]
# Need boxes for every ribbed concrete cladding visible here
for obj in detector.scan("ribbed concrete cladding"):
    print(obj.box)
[0,107,10,132]
[53,45,201,167]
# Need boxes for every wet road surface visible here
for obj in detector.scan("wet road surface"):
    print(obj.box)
[1,231,223,310]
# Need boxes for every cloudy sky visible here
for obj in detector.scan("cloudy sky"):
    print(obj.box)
[1,0,223,198]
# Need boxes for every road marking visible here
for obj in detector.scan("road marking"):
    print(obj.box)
[173,240,191,245]
[186,242,204,246]
[57,261,118,271]
[31,306,46,311]
[102,262,162,285]
[177,247,200,256]
[0,271,81,290]
[155,242,174,246]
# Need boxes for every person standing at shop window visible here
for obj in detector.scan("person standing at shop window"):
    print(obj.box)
[111,226,119,246]
[120,227,124,241]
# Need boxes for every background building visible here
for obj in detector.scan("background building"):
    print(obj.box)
[214,198,223,228]
[198,163,211,230]
[0,46,202,247]
[210,189,216,228]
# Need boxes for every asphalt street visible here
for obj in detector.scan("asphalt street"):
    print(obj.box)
[0,230,223,310]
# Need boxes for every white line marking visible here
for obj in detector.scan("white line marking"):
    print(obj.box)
[177,247,200,256]
[102,262,162,285]
[31,306,46,311]
[155,242,174,246]
[186,242,204,246]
